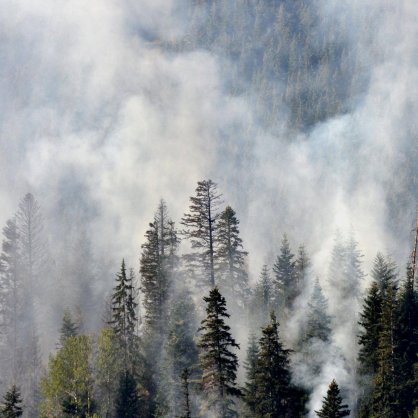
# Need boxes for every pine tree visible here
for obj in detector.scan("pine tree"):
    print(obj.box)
[181,180,222,288]
[198,287,241,417]
[115,371,141,418]
[215,206,249,311]
[395,265,418,416]
[254,312,297,417]
[315,379,350,417]
[58,309,78,347]
[243,333,259,415]
[140,200,179,337]
[251,265,271,327]
[358,281,382,375]
[371,253,397,297]
[1,385,23,417]
[272,234,296,311]
[110,259,137,370]
[294,245,310,300]
[371,283,398,417]
[305,279,332,342]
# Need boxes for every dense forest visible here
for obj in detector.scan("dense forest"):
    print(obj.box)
[0,0,417,417]
[0,184,417,417]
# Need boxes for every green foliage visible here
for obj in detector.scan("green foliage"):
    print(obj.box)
[305,279,332,342]
[216,206,249,311]
[115,371,141,418]
[59,310,78,347]
[198,287,241,417]
[250,265,272,328]
[253,312,298,417]
[272,234,296,311]
[1,385,23,417]
[315,379,350,417]
[110,259,137,369]
[96,327,122,418]
[358,281,383,375]
[41,335,95,417]
[243,333,259,415]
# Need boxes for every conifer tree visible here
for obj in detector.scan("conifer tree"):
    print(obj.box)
[140,200,179,337]
[305,279,332,342]
[253,312,296,417]
[315,379,350,417]
[395,265,418,415]
[115,371,141,418]
[58,309,78,347]
[216,206,249,310]
[243,333,259,415]
[198,287,241,417]
[272,234,296,311]
[181,180,222,288]
[251,265,272,327]
[371,283,398,417]
[294,245,310,299]
[110,259,137,369]
[358,281,382,375]
[371,253,397,296]
[1,385,23,417]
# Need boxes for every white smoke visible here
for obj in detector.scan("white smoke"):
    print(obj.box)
[0,0,416,414]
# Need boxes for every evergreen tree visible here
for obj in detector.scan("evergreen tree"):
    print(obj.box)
[395,265,418,415]
[371,284,398,417]
[110,259,137,369]
[272,234,296,311]
[305,279,332,342]
[315,379,350,417]
[251,265,272,327]
[254,312,298,417]
[1,385,23,418]
[294,245,310,300]
[216,206,249,311]
[115,371,141,418]
[243,333,259,415]
[181,180,222,288]
[58,309,78,347]
[371,253,397,297]
[358,281,382,375]
[198,287,241,417]
[140,200,179,338]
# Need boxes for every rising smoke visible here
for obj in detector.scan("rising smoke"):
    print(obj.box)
[0,0,416,415]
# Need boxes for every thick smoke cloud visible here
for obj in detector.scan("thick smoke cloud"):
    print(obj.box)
[0,0,416,414]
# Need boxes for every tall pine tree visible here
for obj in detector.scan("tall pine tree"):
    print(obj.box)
[216,206,249,312]
[315,379,350,417]
[198,287,241,417]
[181,180,222,288]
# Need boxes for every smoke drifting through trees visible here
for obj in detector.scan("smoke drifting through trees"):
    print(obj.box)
[0,0,416,416]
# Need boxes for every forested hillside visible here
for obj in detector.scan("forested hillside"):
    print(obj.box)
[0,0,417,417]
